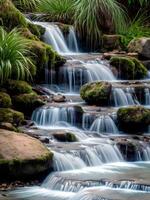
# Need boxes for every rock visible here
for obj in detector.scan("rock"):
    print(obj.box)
[117,106,150,133]
[110,56,148,80]
[12,93,45,116]
[29,40,65,82]
[0,122,16,132]
[80,81,112,106]
[53,94,66,103]
[39,137,49,144]
[0,108,24,126]
[102,35,123,51]
[53,132,77,142]
[5,80,33,95]
[128,37,150,59]
[0,129,53,180]
[0,92,12,108]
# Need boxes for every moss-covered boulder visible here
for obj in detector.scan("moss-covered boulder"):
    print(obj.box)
[110,56,147,80]
[128,37,150,60]
[0,0,27,30]
[53,132,77,142]
[29,40,65,82]
[0,92,12,108]
[80,81,112,106]
[117,106,150,133]
[12,93,45,116]
[6,80,33,95]
[0,108,24,126]
[0,129,53,180]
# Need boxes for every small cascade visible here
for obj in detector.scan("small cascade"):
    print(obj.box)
[145,88,150,105]
[112,88,136,106]
[34,22,70,53]
[90,115,119,134]
[58,61,116,93]
[52,151,86,171]
[67,26,79,52]
[32,106,77,127]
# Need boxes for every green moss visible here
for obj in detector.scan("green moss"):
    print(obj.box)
[29,40,65,82]
[66,132,77,142]
[12,93,45,116]
[18,27,39,40]
[0,0,27,31]
[117,106,150,133]
[110,56,147,80]
[6,80,33,95]
[0,151,53,179]
[0,108,24,126]
[27,23,45,39]
[0,92,12,108]
[80,81,112,106]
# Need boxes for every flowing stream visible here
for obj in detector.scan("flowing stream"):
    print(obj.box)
[5,22,150,200]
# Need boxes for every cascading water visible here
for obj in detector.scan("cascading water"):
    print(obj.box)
[90,115,119,134]
[32,106,77,127]
[33,22,79,54]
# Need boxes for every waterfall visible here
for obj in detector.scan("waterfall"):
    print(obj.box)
[145,88,150,105]
[67,26,79,52]
[90,115,119,134]
[112,88,136,106]
[52,151,86,171]
[82,113,95,130]
[32,106,77,127]
[58,61,116,93]
[33,22,79,54]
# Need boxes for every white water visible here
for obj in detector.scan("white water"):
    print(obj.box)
[90,115,119,134]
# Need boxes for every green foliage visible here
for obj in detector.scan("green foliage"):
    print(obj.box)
[74,0,127,48]
[12,0,41,11]
[0,27,34,84]
[38,0,75,23]
[120,13,150,47]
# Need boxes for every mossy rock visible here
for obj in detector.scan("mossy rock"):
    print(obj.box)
[6,80,33,95]
[0,108,24,126]
[29,40,65,82]
[110,56,148,80]
[27,23,45,39]
[0,92,12,108]
[12,93,45,116]
[80,81,112,106]
[0,129,53,180]
[0,0,27,31]
[18,27,39,40]
[53,132,77,142]
[117,106,150,133]
[128,37,150,60]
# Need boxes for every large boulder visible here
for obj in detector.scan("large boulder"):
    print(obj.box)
[0,92,12,108]
[80,81,112,106]
[110,56,147,80]
[0,108,24,126]
[0,129,53,180]
[128,37,150,60]
[117,106,150,133]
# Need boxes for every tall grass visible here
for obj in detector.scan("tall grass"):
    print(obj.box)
[38,0,75,23]
[0,27,34,84]
[74,0,127,48]
[120,12,150,46]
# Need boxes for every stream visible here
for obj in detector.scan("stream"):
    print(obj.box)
[3,21,150,200]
